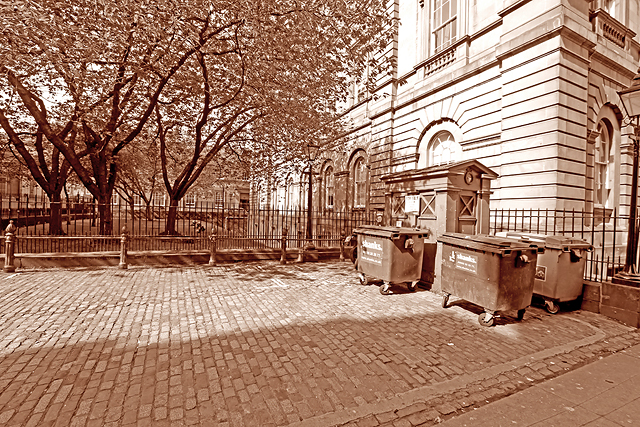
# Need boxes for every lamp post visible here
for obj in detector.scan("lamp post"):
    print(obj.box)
[615,67,640,285]
[304,143,320,252]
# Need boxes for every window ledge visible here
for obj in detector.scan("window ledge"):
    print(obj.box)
[414,42,460,78]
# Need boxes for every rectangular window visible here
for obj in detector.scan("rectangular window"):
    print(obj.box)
[215,192,224,207]
[433,0,457,53]
[603,0,617,19]
[152,193,165,207]
[184,194,196,208]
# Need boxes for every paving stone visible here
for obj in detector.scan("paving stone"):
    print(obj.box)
[0,263,637,427]
[356,414,380,427]
[375,411,398,424]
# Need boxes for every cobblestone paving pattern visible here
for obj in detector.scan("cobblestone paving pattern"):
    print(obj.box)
[0,261,635,426]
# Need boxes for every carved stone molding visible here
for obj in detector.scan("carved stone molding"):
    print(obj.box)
[590,9,637,50]
[423,48,456,77]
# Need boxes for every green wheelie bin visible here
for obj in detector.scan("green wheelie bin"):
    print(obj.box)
[501,233,593,313]
[354,225,427,295]
[438,233,540,326]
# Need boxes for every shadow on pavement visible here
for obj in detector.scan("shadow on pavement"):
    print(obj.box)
[0,262,630,426]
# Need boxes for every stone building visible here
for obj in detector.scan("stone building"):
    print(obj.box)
[313,0,640,224]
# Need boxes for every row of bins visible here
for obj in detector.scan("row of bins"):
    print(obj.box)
[350,226,592,327]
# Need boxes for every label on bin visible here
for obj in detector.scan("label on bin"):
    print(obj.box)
[535,265,547,281]
[361,239,383,265]
[449,250,478,274]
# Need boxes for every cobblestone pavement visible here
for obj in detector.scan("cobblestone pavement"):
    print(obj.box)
[0,261,638,427]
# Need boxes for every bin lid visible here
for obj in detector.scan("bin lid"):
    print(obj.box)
[503,232,593,251]
[438,232,540,255]
[354,225,426,239]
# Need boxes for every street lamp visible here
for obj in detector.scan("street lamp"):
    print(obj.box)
[304,143,320,252]
[615,67,640,285]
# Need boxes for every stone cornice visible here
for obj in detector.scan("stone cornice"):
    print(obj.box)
[590,49,638,80]
[498,0,532,18]
[496,12,596,61]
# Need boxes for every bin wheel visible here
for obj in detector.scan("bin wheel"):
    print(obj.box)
[442,294,450,308]
[380,282,391,295]
[478,312,494,327]
[517,309,526,321]
[357,273,367,286]
[408,281,418,292]
[545,300,559,314]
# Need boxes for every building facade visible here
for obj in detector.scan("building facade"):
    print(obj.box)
[313,0,640,222]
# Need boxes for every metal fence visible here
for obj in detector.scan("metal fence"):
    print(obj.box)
[490,208,636,283]
[1,197,377,254]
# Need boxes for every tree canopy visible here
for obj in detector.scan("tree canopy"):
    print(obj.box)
[0,0,394,234]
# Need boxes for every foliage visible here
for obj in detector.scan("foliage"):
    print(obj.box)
[115,131,161,210]
[0,133,28,181]
[0,0,395,234]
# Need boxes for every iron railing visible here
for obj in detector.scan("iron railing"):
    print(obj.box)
[1,196,377,254]
[490,208,636,283]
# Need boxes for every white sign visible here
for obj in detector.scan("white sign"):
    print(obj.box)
[449,250,478,275]
[361,239,383,265]
[405,195,419,214]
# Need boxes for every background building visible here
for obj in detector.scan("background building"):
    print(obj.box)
[314,0,640,224]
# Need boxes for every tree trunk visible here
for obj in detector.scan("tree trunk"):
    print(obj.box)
[49,192,64,236]
[164,198,180,235]
[97,196,113,235]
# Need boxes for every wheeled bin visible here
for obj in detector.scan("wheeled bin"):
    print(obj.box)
[501,233,593,313]
[354,225,426,295]
[438,233,540,326]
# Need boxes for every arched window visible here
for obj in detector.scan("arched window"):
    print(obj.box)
[595,121,614,208]
[324,166,334,209]
[354,157,367,208]
[429,131,461,166]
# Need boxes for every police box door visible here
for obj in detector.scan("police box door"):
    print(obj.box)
[457,191,477,234]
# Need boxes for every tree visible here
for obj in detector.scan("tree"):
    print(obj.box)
[1,0,394,235]
[0,0,249,234]
[0,113,78,234]
[152,0,393,234]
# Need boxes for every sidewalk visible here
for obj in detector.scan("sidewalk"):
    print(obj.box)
[0,261,638,427]
[439,344,640,426]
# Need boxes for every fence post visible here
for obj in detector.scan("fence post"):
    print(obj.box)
[339,230,345,262]
[119,225,129,270]
[3,220,17,273]
[209,228,217,266]
[280,227,288,264]
[296,230,304,263]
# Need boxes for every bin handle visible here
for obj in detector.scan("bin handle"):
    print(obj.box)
[570,248,582,262]
[405,238,414,252]
[515,251,531,267]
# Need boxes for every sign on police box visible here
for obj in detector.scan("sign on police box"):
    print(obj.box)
[405,195,419,214]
